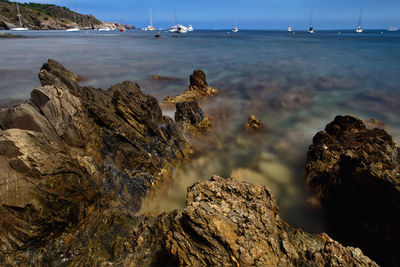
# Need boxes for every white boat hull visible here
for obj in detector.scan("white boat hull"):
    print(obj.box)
[10,27,29,31]
[66,28,80,32]
[232,28,238,32]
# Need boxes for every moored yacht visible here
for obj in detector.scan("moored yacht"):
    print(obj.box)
[177,25,189,33]
[355,8,364,33]
[10,3,29,31]
[145,9,156,31]
[188,25,194,32]
[307,11,314,34]
[232,17,238,32]
[66,8,80,32]
[288,26,292,32]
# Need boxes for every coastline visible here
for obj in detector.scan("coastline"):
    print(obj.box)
[0,60,398,265]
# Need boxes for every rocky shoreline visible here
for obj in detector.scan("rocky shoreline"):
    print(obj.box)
[0,61,396,266]
[0,1,134,30]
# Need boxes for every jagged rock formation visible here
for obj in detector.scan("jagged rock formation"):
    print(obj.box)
[175,101,204,124]
[163,70,218,106]
[0,1,133,30]
[125,176,377,266]
[244,114,265,132]
[0,59,189,265]
[175,101,212,137]
[306,115,400,266]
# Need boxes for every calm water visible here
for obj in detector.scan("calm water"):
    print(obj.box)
[1,29,400,233]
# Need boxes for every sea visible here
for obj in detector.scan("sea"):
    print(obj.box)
[1,29,400,234]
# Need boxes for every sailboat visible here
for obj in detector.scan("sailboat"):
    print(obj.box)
[288,26,292,32]
[66,8,80,32]
[232,17,238,32]
[168,10,189,33]
[145,9,156,31]
[356,8,363,33]
[10,3,29,31]
[307,11,314,34]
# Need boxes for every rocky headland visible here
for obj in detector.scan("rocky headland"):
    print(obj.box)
[0,61,390,266]
[0,1,133,30]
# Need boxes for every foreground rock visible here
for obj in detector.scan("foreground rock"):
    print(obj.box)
[126,176,377,266]
[0,59,189,265]
[163,70,218,105]
[306,115,400,266]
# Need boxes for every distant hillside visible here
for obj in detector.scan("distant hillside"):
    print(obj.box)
[0,0,135,30]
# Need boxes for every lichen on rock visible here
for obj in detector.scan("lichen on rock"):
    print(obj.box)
[125,176,377,267]
[0,59,190,265]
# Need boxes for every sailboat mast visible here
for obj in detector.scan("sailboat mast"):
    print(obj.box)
[16,2,22,27]
[309,11,313,27]
[150,9,153,27]
[73,9,77,24]
[174,9,177,25]
[358,8,363,27]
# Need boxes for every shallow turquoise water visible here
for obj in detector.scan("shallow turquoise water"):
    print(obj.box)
[1,29,400,233]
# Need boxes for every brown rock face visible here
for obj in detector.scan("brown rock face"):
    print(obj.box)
[0,59,189,265]
[305,115,400,266]
[175,101,205,125]
[126,176,377,266]
[163,70,218,105]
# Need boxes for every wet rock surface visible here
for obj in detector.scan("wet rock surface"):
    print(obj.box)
[305,115,400,266]
[0,59,189,265]
[126,176,377,267]
[175,101,212,137]
[175,101,204,125]
[244,114,265,132]
[163,70,218,105]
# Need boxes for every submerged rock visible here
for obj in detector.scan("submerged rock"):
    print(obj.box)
[305,115,400,266]
[0,59,190,265]
[125,176,377,266]
[244,114,265,132]
[163,70,218,105]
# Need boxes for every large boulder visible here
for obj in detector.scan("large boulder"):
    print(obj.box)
[305,115,400,266]
[0,59,190,265]
[125,176,377,266]
[163,70,218,105]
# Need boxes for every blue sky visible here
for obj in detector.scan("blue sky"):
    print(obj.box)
[28,0,400,29]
